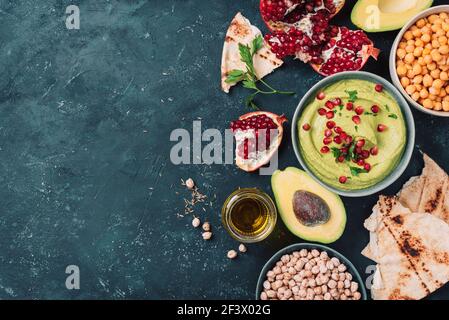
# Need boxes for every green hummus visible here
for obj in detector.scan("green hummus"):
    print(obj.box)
[298,79,406,191]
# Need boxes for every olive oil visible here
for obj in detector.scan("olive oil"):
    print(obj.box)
[222,188,277,243]
[230,198,269,236]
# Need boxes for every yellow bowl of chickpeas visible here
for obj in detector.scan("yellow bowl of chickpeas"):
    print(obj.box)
[390,5,449,116]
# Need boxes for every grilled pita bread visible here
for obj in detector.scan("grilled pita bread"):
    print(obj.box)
[362,196,449,300]
[398,154,449,224]
[221,12,283,93]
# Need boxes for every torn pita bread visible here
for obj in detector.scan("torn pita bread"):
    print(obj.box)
[221,12,283,93]
[363,196,449,300]
[398,154,449,224]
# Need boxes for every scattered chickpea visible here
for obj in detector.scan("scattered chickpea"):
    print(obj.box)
[238,244,247,253]
[185,178,195,190]
[227,250,237,259]
[202,222,211,232]
[202,231,212,240]
[192,217,201,228]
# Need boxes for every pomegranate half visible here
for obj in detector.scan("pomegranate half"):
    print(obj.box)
[261,0,379,76]
[230,111,287,172]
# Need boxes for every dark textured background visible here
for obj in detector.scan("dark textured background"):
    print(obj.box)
[0,0,448,299]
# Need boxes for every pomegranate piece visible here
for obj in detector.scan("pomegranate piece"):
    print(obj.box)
[321,146,330,154]
[355,106,364,115]
[375,84,383,92]
[352,115,361,124]
[303,123,311,131]
[326,121,335,129]
[317,91,326,100]
[346,102,354,110]
[370,146,379,156]
[339,176,347,184]
[371,105,380,113]
[230,111,287,172]
[310,27,380,76]
[377,124,387,132]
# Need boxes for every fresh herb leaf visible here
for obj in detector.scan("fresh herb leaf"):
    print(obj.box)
[339,105,344,111]
[350,166,368,177]
[346,90,358,102]
[338,112,342,116]
[388,113,398,119]
[331,147,341,158]
[229,35,294,107]
[385,105,390,112]
[355,125,358,132]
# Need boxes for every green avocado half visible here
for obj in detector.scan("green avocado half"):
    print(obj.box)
[271,167,347,244]
[351,0,433,33]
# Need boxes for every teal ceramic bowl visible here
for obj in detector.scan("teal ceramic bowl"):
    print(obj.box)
[256,243,368,300]
[291,71,415,197]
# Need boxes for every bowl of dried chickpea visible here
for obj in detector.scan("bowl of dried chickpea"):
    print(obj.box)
[390,5,449,116]
[256,243,367,300]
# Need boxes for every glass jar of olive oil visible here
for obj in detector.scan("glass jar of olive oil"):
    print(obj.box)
[221,188,277,243]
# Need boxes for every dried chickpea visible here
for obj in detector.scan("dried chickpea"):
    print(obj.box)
[413,75,423,84]
[423,74,434,87]
[412,92,421,101]
[433,79,445,89]
[397,48,406,59]
[423,99,433,109]
[431,69,441,79]
[406,85,416,95]
[420,88,429,99]
[401,77,411,87]
[404,31,414,40]
[416,19,427,28]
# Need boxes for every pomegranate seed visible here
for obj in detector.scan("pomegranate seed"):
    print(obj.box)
[326,121,336,129]
[326,111,335,119]
[324,129,333,137]
[355,106,364,115]
[332,98,342,106]
[337,155,345,162]
[334,126,343,134]
[303,123,311,131]
[323,137,332,145]
[325,101,335,109]
[377,124,387,132]
[340,132,348,140]
[364,163,371,172]
[318,108,327,116]
[357,159,365,166]
[345,136,353,144]
[321,146,330,154]
[352,115,361,124]
[346,102,354,111]
[334,136,342,144]
[339,176,348,184]
[317,91,326,100]
[371,105,380,113]
[355,147,363,154]
[370,146,379,156]
[356,139,365,148]
[362,150,370,159]
[341,147,349,154]
[375,84,383,92]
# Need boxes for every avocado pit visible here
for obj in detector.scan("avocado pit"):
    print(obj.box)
[292,190,331,227]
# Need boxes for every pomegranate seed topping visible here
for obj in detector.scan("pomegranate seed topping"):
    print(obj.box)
[332,98,342,106]
[340,132,348,140]
[339,176,348,184]
[325,101,335,109]
[345,136,353,144]
[317,92,326,100]
[326,111,335,119]
[370,146,379,156]
[361,150,370,159]
[346,102,354,111]
[324,129,333,137]
[326,121,336,129]
[323,137,332,145]
[377,124,387,132]
[355,147,363,154]
[334,136,342,144]
[337,155,345,163]
[364,163,372,172]
[303,123,311,131]
[318,108,327,116]
[357,159,365,166]
[375,84,383,92]
[334,126,343,134]
[371,105,380,113]
[321,146,330,154]
[356,139,365,148]
[341,147,348,154]
[355,106,364,115]
[352,115,361,124]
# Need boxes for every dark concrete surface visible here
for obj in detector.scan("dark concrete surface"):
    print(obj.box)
[0,0,448,299]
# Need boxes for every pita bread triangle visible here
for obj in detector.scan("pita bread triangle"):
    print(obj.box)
[362,196,449,300]
[221,12,283,93]
[398,154,449,224]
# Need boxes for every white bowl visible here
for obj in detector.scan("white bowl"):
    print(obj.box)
[390,5,449,117]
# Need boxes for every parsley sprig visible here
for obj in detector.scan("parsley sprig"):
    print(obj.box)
[225,35,295,109]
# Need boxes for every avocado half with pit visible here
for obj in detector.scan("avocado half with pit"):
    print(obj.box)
[271,167,346,244]
[351,0,433,33]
